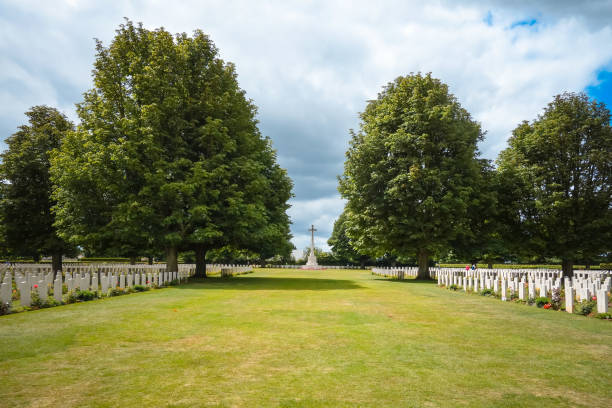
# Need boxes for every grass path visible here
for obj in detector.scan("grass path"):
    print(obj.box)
[1,268,611,407]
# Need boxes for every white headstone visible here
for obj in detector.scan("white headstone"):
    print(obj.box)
[565,286,574,313]
[597,289,608,314]
[54,276,63,303]
[37,281,47,301]
[18,281,30,307]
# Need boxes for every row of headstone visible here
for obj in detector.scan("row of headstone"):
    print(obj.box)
[1,263,197,285]
[219,266,254,277]
[205,264,254,275]
[0,263,198,309]
[437,269,611,314]
[372,267,425,279]
[275,265,359,269]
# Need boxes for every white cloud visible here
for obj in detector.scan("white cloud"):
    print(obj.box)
[288,196,346,252]
[1,0,611,250]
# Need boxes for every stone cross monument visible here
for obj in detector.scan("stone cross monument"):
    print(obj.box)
[306,224,319,267]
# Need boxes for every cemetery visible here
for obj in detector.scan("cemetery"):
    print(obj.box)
[0,5,611,408]
[373,267,612,318]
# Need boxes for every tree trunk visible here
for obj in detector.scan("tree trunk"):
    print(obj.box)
[52,252,62,276]
[195,245,207,278]
[129,256,137,265]
[561,258,574,279]
[166,246,178,272]
[148,256,153,265]
[585,261,590,270]
[417,249,430,280]
[360,257,366,270]
[487,262,493,269]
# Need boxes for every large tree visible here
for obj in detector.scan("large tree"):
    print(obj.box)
[0,106,75,271]
[51,20,292,275]
[497,92,612,277]
[339,73,484,279]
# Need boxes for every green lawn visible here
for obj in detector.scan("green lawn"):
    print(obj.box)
[1,268,610,407]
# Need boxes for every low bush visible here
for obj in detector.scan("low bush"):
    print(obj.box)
[42,298,62,308]
[78,290,97,301]
[574,300,596,316]
[535,297,551,308]
[67,289,97,303]
[109,288,128,296]
[0,301,11,315]
[595,313,612,320]
[449,284,458,291]
[133,285,149,292]
[480,289,493,296]
[30,292,44,309]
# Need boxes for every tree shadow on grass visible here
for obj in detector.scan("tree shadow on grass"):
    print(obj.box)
[177,277,363,291]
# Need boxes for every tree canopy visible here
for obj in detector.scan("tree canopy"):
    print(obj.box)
[497,92,612,277]
[339,73,485,278]
[51,20,292,275]
[327,210,370,268]
[0,106,75,270]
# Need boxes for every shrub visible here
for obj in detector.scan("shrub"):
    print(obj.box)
[77,290,97,301]
[0,301,11,315]
[30,292,43,309]
[551,288,562,310]
[480,289,493,296]
[67,291,78,304]
[595,313,611,320]
[168,279,179,286]
[574,300,596,316]
[133,285,149,292]
[110,288,127,296]
[535,297,551,308]
[67,289,97,303]
[42,297,62,308]
[449,284,458,291]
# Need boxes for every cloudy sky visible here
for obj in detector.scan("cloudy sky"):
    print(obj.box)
[1,0,611,256]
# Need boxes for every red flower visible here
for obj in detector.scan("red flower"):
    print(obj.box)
[543,304,551,309]
[33,284,38,289]
[592,296,597,301]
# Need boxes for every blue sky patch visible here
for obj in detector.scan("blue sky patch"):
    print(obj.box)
[483,10,493,26]
[510,18,538,29]
[586,69,612,112]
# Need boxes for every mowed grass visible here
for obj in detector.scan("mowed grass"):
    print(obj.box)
[1,269,611,407]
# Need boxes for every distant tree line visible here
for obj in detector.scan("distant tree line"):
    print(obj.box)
[0,20,294,277]
[336,73,611,278]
